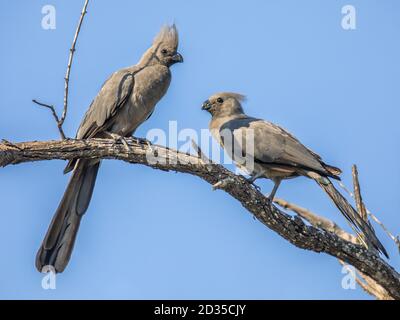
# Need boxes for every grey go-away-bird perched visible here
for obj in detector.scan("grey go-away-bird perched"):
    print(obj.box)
[202,92,387,257]
[36,25,183,273]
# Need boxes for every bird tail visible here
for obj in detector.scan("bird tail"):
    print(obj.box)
[36,159,100,273]
[322,163,342,180]
[315,176,388,258]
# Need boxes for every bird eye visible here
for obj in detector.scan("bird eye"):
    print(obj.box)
[217,98,224,104]
[161,49,168,55]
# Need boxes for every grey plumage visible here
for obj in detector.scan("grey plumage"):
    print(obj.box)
[36,25,183,273]
[202,92,387,257]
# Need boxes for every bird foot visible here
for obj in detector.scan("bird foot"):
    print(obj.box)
[105,132,131,151]
[129,137,153,152]
[136,137,153,152]
[264,196,275,212]
[131,137,146,145]
[245,177,261,191]
[145,139,153,152]
[212,177,235,191]
[265,192,276,201]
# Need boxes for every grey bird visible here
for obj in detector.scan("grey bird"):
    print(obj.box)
[202,92,388,257]
[36,25,183,273]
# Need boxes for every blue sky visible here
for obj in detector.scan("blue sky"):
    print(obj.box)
[0,0,399,299]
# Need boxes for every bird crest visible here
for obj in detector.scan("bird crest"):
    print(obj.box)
[153,24,179,49]
[217,92,247,103]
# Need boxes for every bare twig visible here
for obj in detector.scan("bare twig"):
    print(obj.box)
[368,211,400,253]
[191,139,213,172]
[212,177,235,191]
[61,0,89,128]
[351,165,370,250]
[32,99,66,139]
[352,165,368,221]
[0,138,399,299]
[32,0,89,140]
[191,139,209,164]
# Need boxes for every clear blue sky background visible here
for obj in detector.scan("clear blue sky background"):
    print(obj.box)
[0,0,399,299]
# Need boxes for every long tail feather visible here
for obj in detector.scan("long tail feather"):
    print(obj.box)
[314,176,388,258]
[36,160,100,273]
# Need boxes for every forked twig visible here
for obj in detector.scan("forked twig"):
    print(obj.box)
[32,0,90,140]
[32,99,66,139]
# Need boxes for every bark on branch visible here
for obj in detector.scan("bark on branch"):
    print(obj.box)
[1,137,399,299]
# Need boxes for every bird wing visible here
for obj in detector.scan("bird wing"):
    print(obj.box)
[76,67,138,139]
[220,117,330,176]
[63,67,138,174]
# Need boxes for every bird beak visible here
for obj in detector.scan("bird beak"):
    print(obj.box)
[202,100,211,111]
[172,52,183,63]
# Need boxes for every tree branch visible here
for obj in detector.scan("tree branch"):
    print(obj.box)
[62,0,89,128]
[1,138,399,299]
